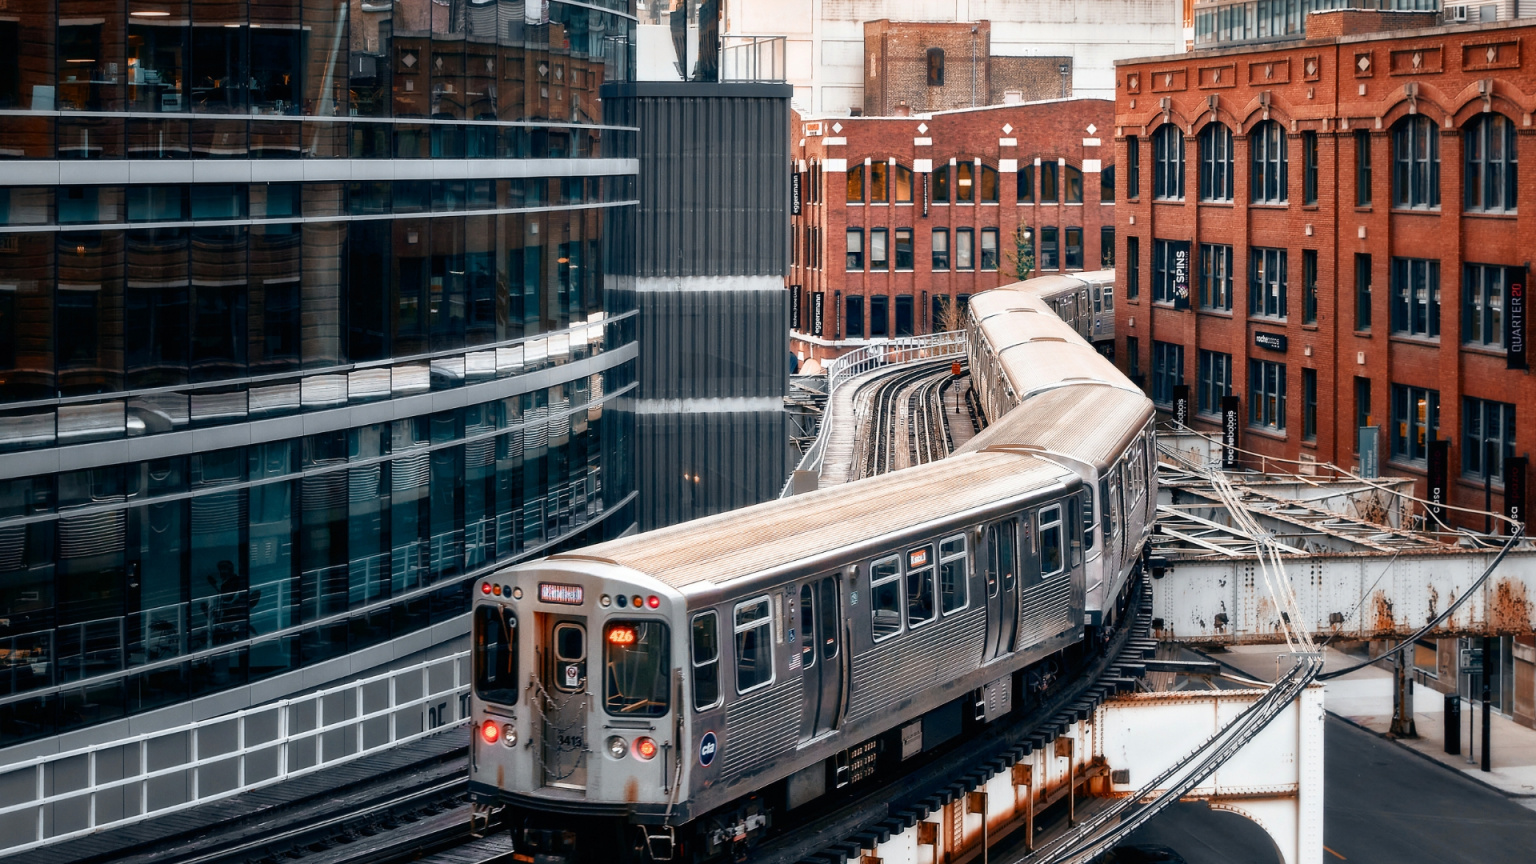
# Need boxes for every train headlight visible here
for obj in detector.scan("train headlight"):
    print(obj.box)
[502,724,517,747]
[607,735,628,759]
[600,593,612,607]
[633,737,658,761]
[481,720,500,744]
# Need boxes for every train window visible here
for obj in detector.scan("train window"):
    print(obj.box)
[604,621,671,717]
[734,597,775,694]
[799,585,816,670]
[1082,487,1097,551]
[905,545,938,629]
[939,535,968,614]
[870,556,902,641]
[1040,506,1065,578]
[1099,476,1116,539]
[987,519,1017,595]
[819,579,839,662]
[473,605,518,705]
[691,612,721,711]
[1067,497,1083,567]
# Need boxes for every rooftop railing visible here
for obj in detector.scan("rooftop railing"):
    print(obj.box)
[1193,0,1441,48]
[721,36,788,83]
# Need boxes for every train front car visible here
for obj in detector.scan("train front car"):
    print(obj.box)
[471,560,686,863]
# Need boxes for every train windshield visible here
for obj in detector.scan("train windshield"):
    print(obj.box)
[604,621,671,717]
[474,605,519,705]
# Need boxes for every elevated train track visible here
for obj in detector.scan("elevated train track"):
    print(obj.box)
[7,270,1336,864]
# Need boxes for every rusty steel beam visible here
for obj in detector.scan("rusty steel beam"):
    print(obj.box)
[1150,549,1536,643]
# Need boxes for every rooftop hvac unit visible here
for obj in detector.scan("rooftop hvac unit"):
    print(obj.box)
[1449,5,1468,21]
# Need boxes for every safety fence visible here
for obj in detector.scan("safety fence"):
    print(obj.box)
[0,650,471,854]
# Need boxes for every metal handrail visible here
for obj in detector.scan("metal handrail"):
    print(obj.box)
[784,332,967,495]
[0,650,471,854]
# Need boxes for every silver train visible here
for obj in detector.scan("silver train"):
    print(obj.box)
[468,273,1155,863]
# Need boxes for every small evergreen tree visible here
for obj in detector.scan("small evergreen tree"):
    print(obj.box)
[1005,225,1035,283]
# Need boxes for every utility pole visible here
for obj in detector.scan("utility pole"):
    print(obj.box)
[1482,634,1493,772]
[1390,647,1417,738]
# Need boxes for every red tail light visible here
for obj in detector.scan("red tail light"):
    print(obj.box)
[646,595,661,609]
[480,582,492,594]
[634,736,658,760]
[481,719,500,744]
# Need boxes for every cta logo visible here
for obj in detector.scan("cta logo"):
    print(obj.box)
[699,731,719,767]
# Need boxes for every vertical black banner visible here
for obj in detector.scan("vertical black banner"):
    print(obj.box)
[1172,240,1192,310]
[1171,384,1191,427]
[811,291,825,337]
[1221,395,1240,470]
[922,172,930,218]
[1427,438,1450,528]
[1506,455,1528,535]
[791,171,802,216]
[790,286,801,331]
[1508,266,1527,370]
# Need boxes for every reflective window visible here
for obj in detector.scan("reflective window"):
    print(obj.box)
[798,585,816,670]
[870,556,901,641]
[691,611,721,710]
[1465,114,1518,213]
[870,162,889,204]
[604,621,670,717]
[1390,384,1439,464]
[893,163,914,203]
[847,163,865,203]
[1018,164,1034,203]
[1038,501,1062,574]
[474,605,518,705]
[734,597,774,693]
[1390,257,1440,339]
[1393,116,1440,210]
[932,229,950,271]
[1063,165,1083,204]
[956,161,975,202]
[939,535,967,614]
[1250,121,1288,204]
[1153,126,1184,200]
[905,545,937,628]
[979,164,999,203]
[1199,123,1233,202]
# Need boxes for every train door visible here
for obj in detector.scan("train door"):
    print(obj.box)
[797,576,843,739]
[982,518,1019,663]
[539,615,589,790]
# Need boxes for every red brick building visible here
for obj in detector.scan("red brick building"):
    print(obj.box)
[789,98,1117,365]
[1114,12,1536,528]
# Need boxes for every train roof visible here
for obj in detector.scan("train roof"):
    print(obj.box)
[550,451,1074,590]
[954,384,1153,465]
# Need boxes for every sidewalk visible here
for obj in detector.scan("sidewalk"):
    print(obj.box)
[1203,644,1536,803]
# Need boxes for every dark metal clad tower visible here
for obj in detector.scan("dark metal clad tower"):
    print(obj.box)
[603,82,793,529]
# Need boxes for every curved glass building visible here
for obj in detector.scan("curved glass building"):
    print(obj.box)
[0,0,638,747]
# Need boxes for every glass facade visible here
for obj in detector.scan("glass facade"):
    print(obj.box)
[0,0,639,746]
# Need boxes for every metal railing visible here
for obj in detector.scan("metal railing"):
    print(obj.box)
[0,650,471,854]
[721,36,787,83]
[785,332,967,494]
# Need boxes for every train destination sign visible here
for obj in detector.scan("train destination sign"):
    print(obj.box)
[538,583,584,605]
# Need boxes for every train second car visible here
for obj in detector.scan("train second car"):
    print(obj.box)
[468,272,1156,863]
